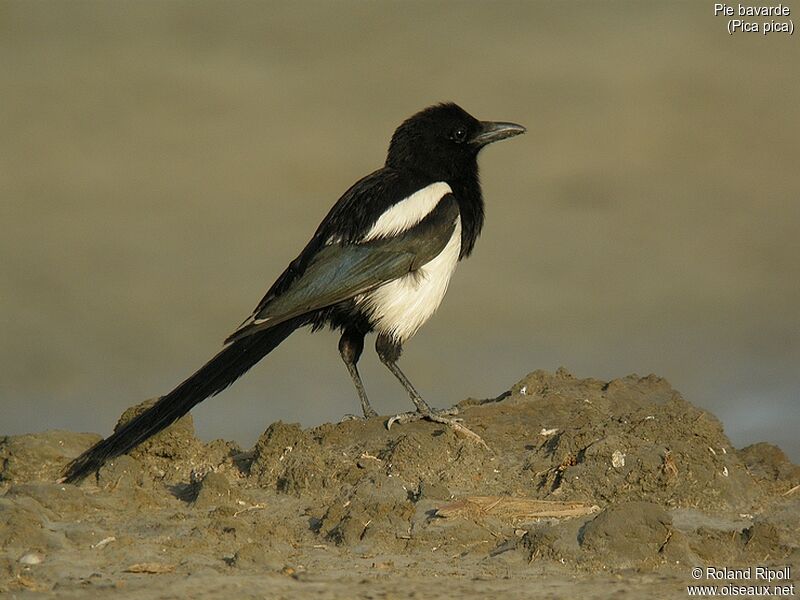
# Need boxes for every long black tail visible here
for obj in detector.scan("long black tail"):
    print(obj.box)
[61,318,302,484]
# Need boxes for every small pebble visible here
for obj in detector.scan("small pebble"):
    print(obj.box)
[19,552,44,565]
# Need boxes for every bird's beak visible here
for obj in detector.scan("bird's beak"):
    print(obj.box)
[470,121,527,147]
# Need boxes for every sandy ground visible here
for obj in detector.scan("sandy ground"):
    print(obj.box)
[2,369,797,598]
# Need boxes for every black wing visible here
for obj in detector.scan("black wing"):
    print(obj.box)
[250,169,430,311]
[226,193,458,343]
[229,167,435,337]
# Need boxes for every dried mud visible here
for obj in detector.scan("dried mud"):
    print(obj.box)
[1,369,798,598]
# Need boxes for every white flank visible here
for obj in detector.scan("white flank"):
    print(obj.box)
[244,182,456,339]
[362,181,453,241]
[357,217,462,343]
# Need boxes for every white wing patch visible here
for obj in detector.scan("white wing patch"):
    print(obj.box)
[357,216,462,343]
[362,181,452,241]
[239,181,459,343]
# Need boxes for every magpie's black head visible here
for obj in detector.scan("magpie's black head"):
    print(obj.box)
[386,103,526,181]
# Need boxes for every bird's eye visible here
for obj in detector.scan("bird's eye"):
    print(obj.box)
[450,128,467,143]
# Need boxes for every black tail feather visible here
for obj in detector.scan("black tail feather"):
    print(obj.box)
[61,319,302,484]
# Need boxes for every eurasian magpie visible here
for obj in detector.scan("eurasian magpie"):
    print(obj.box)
[61,102,525,484]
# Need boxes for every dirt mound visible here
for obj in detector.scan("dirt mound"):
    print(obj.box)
[0,430,101,483]
[244,369,765,512]
[1,369,797,595]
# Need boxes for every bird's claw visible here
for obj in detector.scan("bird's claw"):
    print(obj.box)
[385,407,490,450]
[341,409,379,422]
[386,406,459,429]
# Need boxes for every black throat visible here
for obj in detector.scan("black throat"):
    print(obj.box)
[449,162,484,259]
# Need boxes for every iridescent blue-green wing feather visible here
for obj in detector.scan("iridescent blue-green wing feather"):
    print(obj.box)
[226,194,458,343]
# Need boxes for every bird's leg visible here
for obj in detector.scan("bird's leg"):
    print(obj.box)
[375,335,433,414]
[339,328,378,419]
[375,335,488,449]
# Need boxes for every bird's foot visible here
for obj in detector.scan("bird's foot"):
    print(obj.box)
[386,406,459,427]
[386,407,490,450]
[340,407,379,421]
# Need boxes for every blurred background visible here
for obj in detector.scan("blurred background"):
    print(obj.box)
[2,1,798,460]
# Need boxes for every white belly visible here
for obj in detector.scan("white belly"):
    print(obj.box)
[357,217,461,343]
